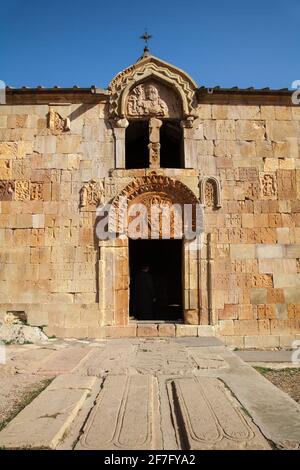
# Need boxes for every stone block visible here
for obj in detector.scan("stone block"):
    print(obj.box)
[216,120,235,140]
[284,288,300,304]
[56,135,81,154]
[34,135,56,154]
[32,214,45,229]
[256,244,284,259]
[230,244,255,259]
[87,326,105,339]
[250,288,268,304]
[224,335,245,349]
[105,325,137,338]
[235,120,265,140]
[197,325,215,336]
[233,320,259,336]
[158,323,176,337]
[266,120,298,141]
[137,324,158,337]
[279,335,296,348]
[273,274,300,289]
[217,320,234,336]
[244,335,279,349]
[176,325,198,337]
[270,320,291,335]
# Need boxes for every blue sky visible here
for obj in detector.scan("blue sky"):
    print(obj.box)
[0,0,299,89]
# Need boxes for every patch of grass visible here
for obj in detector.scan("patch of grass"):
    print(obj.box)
[253,366,273,374]
[0,378,54,432]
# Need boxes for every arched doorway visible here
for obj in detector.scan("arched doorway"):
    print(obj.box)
[99,175,203,326]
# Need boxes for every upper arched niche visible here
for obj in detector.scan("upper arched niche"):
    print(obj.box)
[108,55,198,120]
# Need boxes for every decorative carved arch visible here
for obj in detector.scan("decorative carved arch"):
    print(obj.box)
[108,175,201,237]
[109,55,197,119]
[199,177,222,209]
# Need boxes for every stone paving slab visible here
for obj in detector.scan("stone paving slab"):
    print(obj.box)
[1,338,300,450]
[36,346,93,375]
[167,376,270,450]
[219,357,300,449]
[0,374,98,449]
[76,375,161,450]
[236,350,294,363]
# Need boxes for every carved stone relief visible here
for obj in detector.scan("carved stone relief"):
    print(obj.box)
[200,177,222,209]
[260,173,277,199]
[0,181,14,201]
[127,83,169,117]
[109,56,197,118]
[109,175,200,237]
[15,181,43,201]
[47,109,70,134]
[80,180,105,209]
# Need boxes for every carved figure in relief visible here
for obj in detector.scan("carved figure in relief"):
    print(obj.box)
[261,174,276,197]
[48,110,70,134]
[0,181,14,201]
[127,83,168,117]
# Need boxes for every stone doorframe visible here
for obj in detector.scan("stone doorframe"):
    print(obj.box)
[97,175,209,327]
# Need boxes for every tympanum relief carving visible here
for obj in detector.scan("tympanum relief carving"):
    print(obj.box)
[127,81,182,119]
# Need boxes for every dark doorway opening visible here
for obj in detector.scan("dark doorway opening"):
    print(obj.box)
[125,120,149,169]
[129,239,183,321]
[160,120,184,168]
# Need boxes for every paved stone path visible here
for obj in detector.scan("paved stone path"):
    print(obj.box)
[0,337,299,450]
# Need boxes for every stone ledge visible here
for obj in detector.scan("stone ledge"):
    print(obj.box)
[224,334,298,350]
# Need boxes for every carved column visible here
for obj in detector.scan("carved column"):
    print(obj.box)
[112,118,129,169]
[181,117,196,169]
[148,118,162,168]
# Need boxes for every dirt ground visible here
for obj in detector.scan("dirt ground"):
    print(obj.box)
[255,367,300,403]
[0,375,52,431]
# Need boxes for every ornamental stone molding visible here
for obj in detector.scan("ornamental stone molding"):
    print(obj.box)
[108,55,197,120]
[108,175,200,236]
[199,177,222,209]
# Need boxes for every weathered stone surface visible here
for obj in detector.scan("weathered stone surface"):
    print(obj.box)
[0,323,48,344]
[76,375,161,450]
[0,54,299,342]
[0,374,98,449]
[168,377,269,449]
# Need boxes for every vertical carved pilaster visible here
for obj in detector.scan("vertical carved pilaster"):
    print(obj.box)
[207,233,215,325]
[112,118,129,169]
[181,117,195,169]
[148,118,162,168]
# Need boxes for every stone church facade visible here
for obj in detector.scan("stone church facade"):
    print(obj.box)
[0,53,300,347]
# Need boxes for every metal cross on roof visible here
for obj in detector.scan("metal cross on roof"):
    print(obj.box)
[140,30,152,55]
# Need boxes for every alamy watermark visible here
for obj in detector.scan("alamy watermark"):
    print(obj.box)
[95,199,205,249]
[291,340,300,365]
[291,80,300,105]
